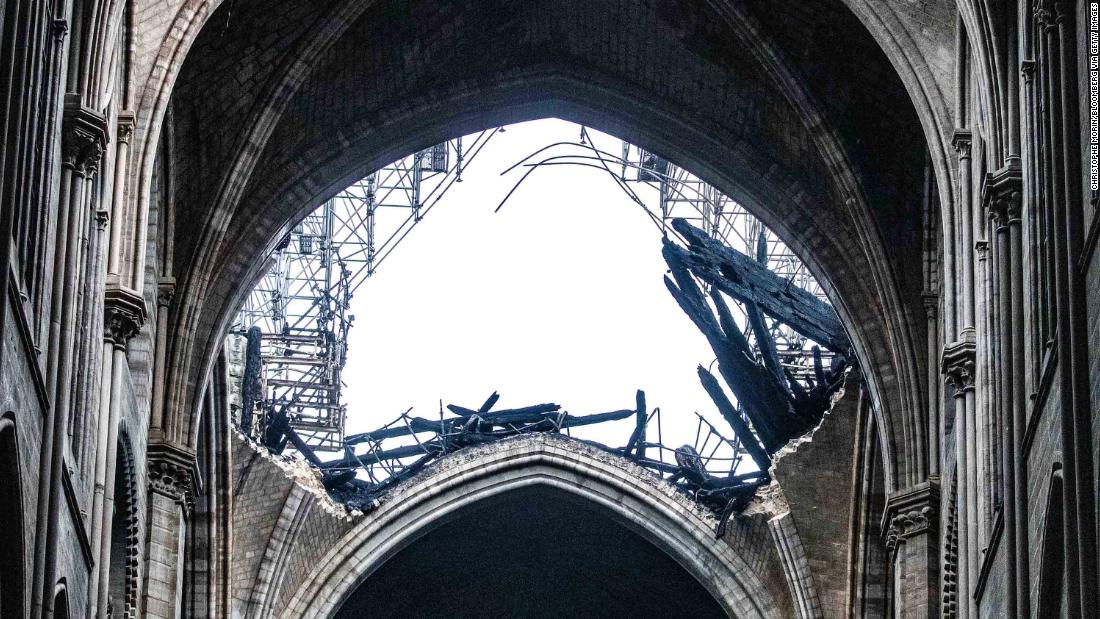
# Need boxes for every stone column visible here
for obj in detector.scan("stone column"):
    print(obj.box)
[34,96,109,619]
[942,339,975,618]
[983,164,1028,617]
[107,113,134,278]
[88,286,144,617]
[884,481,940,618]
[144,443,198,619]
[150,279,175,440]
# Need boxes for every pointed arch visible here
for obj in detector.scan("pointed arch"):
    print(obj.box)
[1035,465,1064,616]
[0,413,25,619]
[283,437,782,618]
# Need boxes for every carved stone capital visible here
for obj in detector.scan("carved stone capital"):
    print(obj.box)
[921,292,938,317]
[104,286,146,348]
[974,239,989,260]
[942,336,976,392]
[1034,0,1054,28]
[951,129,972,159]
[982,164,1023,226]
[1020,60,1036,83]
[62,94,108,177]
[116,111,135,145]
[157,277,176,309]
[51,19,68,41]
[883,481,939,551]
[147,442,199,515]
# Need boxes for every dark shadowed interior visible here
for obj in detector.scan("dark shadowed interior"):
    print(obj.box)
[334,487,726,618]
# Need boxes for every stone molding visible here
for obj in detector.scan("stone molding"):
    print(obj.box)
[62,94,109,176]
[941,337,976,392]
[883,480,940,551]
[147,442,200,514]
[104,285,146,347]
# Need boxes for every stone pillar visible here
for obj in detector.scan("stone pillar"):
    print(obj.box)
[88,286,144,617]
[107,113,134,278]
[33,96,109,619]
[884,481,940,618]
[88,288,143,615]
[150,279,175,440]
[144,443,198,619]
[983,164,1029,617]
[942,338,975,618]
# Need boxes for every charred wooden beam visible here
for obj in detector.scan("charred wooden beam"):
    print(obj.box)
[283,425,323,467]
[321,442,439,470]
[446,402,560,420]
[696,366,772,469]
[663,224,852,454]
[240,326,263,433]
[668,218,849,354]
[344,417,444,444]
[625,390,647,459]
[663,246,791,449]
[327,408,635,469]
[477,391,500,413]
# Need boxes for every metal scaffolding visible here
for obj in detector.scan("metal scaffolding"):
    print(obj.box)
[232,130,499,450]
[229,122,834,470]
[616,141,831,385]
[497,128,831,384]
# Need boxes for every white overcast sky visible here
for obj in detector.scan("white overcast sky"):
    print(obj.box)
[340,119,742,464]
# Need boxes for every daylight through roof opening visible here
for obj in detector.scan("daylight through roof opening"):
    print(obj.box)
[227,119,849,528]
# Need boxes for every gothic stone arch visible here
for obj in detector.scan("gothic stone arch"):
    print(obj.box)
[152,0,946,496]
[282,435,784,618]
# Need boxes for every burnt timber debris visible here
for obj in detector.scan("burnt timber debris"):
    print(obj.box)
[242,217,850,534]
[663,218,850,455]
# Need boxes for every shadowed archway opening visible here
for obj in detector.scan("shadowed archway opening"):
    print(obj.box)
[106,438,138,617]
[0,416,24,618]
[334,485,726,618]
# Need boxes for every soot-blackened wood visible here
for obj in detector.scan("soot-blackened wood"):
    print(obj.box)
[344,417,442,444]
[447,402,561,420]
[664,227,852,452]
[696,366,771,469]
[322,442,438,469]
[322,470,357,489]
[707,287,796,432]
[327,408,634,470]
[477,391,500,413]
[625,389,647,459]
[663,244,785,449]
[747,233,789,392]
[563,409,635,427]
[675,445,707,481]
[668,218,849,354]
[241,326,263,433]
[746,300,787,391]
[284,426,323,467]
